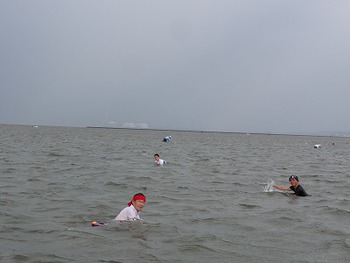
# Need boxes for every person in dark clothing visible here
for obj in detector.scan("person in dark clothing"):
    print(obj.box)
[273,175,308,196]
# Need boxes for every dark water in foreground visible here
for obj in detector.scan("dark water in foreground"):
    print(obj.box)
[1,125,350,263]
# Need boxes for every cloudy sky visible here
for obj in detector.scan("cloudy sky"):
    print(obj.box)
[1,0,350,134]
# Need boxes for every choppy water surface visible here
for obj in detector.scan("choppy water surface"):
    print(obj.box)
[1,125,350,262]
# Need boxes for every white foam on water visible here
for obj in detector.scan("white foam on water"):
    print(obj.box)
[263,179,275,192]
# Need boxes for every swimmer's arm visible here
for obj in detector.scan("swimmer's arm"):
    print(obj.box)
[273,184,291,191]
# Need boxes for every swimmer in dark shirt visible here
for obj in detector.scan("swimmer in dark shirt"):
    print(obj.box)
[273,175,309,196]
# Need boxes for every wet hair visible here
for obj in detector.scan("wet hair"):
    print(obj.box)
[154,153,160,157]
[289,175,299,182]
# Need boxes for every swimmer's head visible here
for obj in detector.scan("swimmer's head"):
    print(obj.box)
[289,175,299,182]
[128,193,146,207]
[154,153,160,161]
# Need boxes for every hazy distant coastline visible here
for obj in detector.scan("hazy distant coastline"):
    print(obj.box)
[86,126,350,138]
[1,123,348,138]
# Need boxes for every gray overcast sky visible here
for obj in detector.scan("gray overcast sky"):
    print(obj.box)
[1,0,350,134]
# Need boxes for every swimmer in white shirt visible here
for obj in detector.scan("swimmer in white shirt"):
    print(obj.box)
[163,136,171,142]
[154,153,166,166]
[115,193,146,221]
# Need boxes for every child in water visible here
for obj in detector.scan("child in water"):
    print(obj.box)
[273,175,308,196]
[154,153,166,166]
[92,193,147,226]
[115,193,146,221]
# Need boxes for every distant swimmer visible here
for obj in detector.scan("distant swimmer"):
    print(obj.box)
[163,135,172,142]
[273,175,309,196]
[115,193,146,221]
[154,153,166,166]
[314,144,321,148]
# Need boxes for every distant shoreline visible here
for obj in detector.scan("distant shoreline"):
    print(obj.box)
[86,126,349,138]
[1,123,348,138]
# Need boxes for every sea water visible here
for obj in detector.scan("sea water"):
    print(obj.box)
[1,124,350,262]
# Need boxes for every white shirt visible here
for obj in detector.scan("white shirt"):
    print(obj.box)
[163,136,171,142]
[155,158,166,166]
[115,204,141,221]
